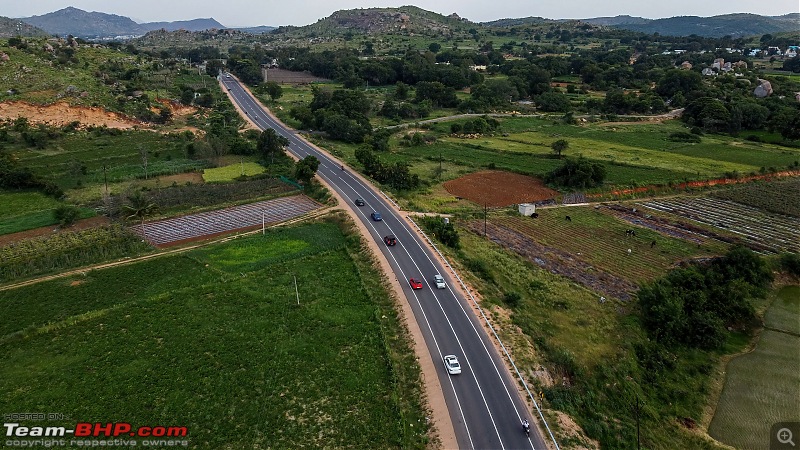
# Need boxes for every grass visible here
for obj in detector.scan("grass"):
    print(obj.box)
[708,285,800,449]
[493,206,728,283]
[0,220,429,448]
[0,190,96,235]
[430,215,761,448]
[202,161,265,182]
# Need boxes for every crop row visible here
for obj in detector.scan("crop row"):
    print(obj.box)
[640,197,799,253]
[0,225,150,283]
[711,178,800,218]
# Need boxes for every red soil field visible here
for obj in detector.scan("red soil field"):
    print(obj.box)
[443,170,558,207]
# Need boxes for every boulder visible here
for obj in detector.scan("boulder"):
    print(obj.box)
[753,79,773,98]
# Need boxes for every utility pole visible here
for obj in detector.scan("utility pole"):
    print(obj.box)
[484,203,488,236]
[294,275,300,305]
[102,165,108,196]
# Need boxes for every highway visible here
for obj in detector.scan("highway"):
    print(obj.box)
[220,74,552,449]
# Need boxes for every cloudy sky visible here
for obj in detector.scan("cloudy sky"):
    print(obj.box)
[6,0,798,27]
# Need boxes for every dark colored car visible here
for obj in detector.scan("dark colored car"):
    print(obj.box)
[384,235,397,246]
[371,212,382,221]
[355,198,365,206]
[409,278,423,290]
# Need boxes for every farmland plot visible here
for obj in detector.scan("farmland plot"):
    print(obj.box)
[639,197,799,253]
[130,195,321,246]
[711,178,800,218]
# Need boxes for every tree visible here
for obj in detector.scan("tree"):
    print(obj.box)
[263,81,283,102]
[535,92,571,112]
[122,191,158,238]
[294,155,320,185]
[180,89,195,106]
[428,42,442,53]
[545,156,606,188]
[551,139,569,157]
[257,129,289,165]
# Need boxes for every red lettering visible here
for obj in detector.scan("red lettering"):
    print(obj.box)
[138,426,151,437]
[152,427,165,437]
[74,423,92,437]
[94,423,113,437]
[112,423,131,436]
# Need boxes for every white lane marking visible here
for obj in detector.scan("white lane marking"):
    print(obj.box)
[228,80,536,448]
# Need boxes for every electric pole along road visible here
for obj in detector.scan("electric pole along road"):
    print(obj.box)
[221,73,556,450]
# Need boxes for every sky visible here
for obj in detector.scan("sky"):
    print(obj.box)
[3,0,798,27]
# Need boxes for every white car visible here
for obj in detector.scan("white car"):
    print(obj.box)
[433,274,446,289]
[444,355,461,375]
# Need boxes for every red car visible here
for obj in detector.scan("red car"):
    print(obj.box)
[409,278,423,290]
[384,235,397,246]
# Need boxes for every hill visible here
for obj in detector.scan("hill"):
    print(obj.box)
[577,15,652,26]
[606,13,800,38]
[19,7,228,39]
[282,5,472,37]
[20,6,146,38]
[140,18,226,32]
[0,16,51,38]
[480,16,554,27]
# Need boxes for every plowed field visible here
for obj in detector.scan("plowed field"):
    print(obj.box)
[443,171,558,207]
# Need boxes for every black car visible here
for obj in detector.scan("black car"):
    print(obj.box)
[354,198,365,206]
[383,235,397,246]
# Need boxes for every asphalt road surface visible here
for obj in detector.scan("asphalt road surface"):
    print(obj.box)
[221,74,552,450]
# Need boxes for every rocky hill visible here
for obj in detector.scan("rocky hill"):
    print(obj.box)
[21,7,146,38]
[279,5,472,38]
[0,16,51,38]
[19,7,228,39]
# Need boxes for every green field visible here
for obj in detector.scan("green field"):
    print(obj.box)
[12,130,204,190]
[708,285,800,449]
[202,161,265,182]
[0,221,428,448]
[0,190,95,235]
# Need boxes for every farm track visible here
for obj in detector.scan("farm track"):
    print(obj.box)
[130,195,321,246]
[466,221,637,301]
[639,197,799,253]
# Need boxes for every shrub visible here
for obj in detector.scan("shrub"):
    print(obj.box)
[52,204,81,227]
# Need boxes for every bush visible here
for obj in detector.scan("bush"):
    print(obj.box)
[419,216,460,249]
[779,253,800,277]
[52,204,81,227]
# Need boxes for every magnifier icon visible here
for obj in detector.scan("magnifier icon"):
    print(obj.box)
[778,428,796,446]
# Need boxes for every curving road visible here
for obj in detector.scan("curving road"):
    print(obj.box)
[220,73,552,450]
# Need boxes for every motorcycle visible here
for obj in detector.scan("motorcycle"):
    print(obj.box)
[522,420,530,437]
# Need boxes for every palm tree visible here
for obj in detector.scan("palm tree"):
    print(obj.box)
[122,191,158,240]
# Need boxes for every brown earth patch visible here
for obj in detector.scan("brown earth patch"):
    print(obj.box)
[69,280,85,287]
[0,101,141,129]
[0,216,110,247]
[154,172,205,185]
[443,170,558,207]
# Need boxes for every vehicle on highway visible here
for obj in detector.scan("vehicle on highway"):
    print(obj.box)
[354,198,365,206]
[433,274,446,289]
[371,212,382,221]
[409,278,423,289]
[444,355,462,375]
[225,73,230,78]
[384,235,397,246]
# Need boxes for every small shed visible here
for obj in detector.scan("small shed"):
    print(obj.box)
[518,203,536,216]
